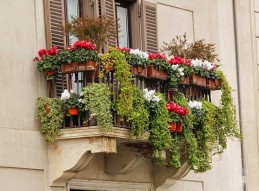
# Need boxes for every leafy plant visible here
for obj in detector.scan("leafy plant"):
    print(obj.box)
[147,53,169,71]
[61,90,83,111]
[161,33,219,62]
[82,83,113,132]
[34,46,60,73]
[101,48,133,118]
[129,87,149,137]
[36,97,65,142]
[61,16,118,52]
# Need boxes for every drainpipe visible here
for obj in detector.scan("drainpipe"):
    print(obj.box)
[232,0,246,190]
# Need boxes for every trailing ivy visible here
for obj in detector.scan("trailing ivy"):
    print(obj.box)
[148,93,172,160]
[82,83,113,132]
[36,97,65,142]
[101,48,133,118]
[129,87,149,137]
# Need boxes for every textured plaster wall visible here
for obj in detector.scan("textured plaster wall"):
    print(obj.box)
[0,0,48,190]
[154,0,243,190]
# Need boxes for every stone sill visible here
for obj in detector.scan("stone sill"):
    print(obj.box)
[58,126,149,143]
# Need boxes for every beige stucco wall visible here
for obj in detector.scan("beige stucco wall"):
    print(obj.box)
[0,0,48,191]
[1,0,258,190]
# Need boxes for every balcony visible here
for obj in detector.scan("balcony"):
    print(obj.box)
[35,43,239,189]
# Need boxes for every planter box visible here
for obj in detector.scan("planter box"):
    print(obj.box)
[175,123,183,132]
[146,65,167,80]
[168,122,177,132]
[61,61,97,74]
[207,79,221,90]
[179,76,190,85]
[131,66,147,77]
[190,75,207,87]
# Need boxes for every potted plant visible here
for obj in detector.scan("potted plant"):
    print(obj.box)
[146,53,169,80]
[56,40,98,73]
[166,101,188,132]
[34,46,59,78]
[61,89,83,116]
[36,97,65,142]
[119,48,149,77]
[61,16,118,52]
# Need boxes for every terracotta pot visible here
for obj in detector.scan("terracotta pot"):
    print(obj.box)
[147,65,167,80]
[207,78,221,90]
[168,122,176,132]
[175,123,183,132]
[198,76,207,87]
[68,108,79,116]
[190,75,206,87]
[44,71,56,77]
[131,66,147,77]
[44,104,50,113]
[61,61,98,73]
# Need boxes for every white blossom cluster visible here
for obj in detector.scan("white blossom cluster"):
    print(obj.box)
[188,100,202,110]
[191,58,214,70]
[171,64,185,76]
[130,49,149,59]
[143,88,161,102]
[61,89,71,100]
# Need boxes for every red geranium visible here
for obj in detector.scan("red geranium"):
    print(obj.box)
[148,53,166,60]
[168,56,192,66]
[46,46,58,56]
[73,40,97,50]
[38,49,47,58]
[117,47,130,53]
[166,101,188,116]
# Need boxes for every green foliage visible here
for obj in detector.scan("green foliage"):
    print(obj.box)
[216,70,241,152]
[37,55,59,73]
[161,33,219,62]
[148,93,171,153]
[56,49,98,64]
[147,57,169,71]
[123,51,148,67]
[82,83,113,132]
[129,87,149,137]
[168,134,182,168]
[101,48,133,117]
[36,97,65,142]
[62,92,83,110]
[61,16,118,51]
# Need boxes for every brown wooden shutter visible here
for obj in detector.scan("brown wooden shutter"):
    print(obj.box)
[81,0,99,18]
[142,1,158,53]
[44,0,66,49]
[104,0,117,50]
[44,0,66,97]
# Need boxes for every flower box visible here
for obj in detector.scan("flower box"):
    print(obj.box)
[179,76,190,85]
[190,75,207,87]
[207,79,221,90]
[147,65,167,80]
[168,122,177,132]
[131,66,147,77]
[68,108,79,116]
[61,61,97,74]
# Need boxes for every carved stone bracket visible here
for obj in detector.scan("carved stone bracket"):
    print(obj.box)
[105,145,146,175]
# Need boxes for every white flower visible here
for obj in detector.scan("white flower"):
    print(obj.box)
[171,64,179,70]
[202,60,214,70]
[177,67,184,76]
[70,89,75,94]
[152,96,160,102]
[188,101,202,110]
[130,49,149,59]
[79,91,84,97]
[61,89,70,100]
[191,58,202,67]
[78,98,83,103]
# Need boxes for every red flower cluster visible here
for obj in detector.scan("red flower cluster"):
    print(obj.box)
[34,46,58,61]
[148,53,166,60]
[116,47,130,53]
[168,56,191,66]
[72,40,97,50]
[166,102,188,115]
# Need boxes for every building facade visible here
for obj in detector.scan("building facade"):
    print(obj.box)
[0,0,259,191]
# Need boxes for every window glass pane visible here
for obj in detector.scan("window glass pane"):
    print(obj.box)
[117,6,129,47]
[66,0,79,43]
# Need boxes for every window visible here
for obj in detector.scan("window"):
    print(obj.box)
[115,1,130,47]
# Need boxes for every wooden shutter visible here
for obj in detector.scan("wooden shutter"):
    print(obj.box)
[104,0,117,50]
[81,0,99,18]
[44,0,66,97]
[142,1,158,53]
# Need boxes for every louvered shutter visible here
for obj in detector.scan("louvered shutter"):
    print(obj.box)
[142,1,158,53]
[104,0,117,50]
[45,0,66,97]
[81,0,99,18]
